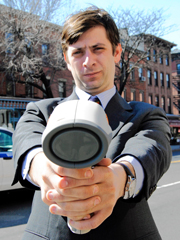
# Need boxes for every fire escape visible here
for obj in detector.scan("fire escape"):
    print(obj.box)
[172,78,180,113]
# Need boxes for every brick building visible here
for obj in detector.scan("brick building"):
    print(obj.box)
[120,36,176,115]
[169,49,180,142]
[171,48,180,114]
[0,5,178,132]
[145,37,176,114]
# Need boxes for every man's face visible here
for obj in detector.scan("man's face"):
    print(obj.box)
[64,26,122,95]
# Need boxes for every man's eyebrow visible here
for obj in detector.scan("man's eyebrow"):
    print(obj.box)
[72,43,106,50]
[91,43,106,48]
[72,47,83,51]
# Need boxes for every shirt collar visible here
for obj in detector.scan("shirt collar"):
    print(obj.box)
[75,86,116,109]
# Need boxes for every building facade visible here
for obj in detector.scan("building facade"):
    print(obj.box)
[145,41,175,114]
[0,5,179,135]
[171,49,180,114]
[118,36,175,115]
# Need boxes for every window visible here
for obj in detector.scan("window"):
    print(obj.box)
[139,91,144,102]
[58,79,66,97]
[131,89,136,101]
[138,68,143,81]
[155,96,159,107]
[153,49,157,62]
[5,32,14,54]
[167,98,171,114]
[149,95,153,105]
[165,54,169,66]
[161,96,165,111]
[160,72,164,87]
[177,64,180,75]
[147,50,151,61]
[147,70,152,85]
[26,84,34,98]
[154,71,158,86]
[6,74,15,96]
[159,54,163,64]
[42,44,49,55]
[121,88,127,101]
[130,64,135,80]
[0,109,22,130]
[24,38,33,54]
[166,74,170,88]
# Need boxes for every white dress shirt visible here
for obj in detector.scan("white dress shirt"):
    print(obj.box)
[22,86,144,197]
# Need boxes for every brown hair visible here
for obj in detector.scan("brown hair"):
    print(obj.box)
[61,7,120,54]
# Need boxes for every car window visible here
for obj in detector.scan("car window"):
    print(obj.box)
[0,131,12,152]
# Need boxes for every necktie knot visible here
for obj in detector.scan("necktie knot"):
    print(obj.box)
[89,95,109,123]
[89,96,102,106]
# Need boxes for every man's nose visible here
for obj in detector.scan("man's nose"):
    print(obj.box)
[83,51,95,67]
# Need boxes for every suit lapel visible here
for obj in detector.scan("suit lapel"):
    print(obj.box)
[105,91,134,138]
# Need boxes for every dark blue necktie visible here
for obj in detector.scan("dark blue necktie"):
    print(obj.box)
[89,96,109,123]
[89,96,102,106]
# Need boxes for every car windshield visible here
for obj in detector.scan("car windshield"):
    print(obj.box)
[0,130,12,152]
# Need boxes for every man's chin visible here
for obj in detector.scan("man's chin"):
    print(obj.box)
[82,85,101,94]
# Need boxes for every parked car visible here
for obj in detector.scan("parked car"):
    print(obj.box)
[0,127,22,191]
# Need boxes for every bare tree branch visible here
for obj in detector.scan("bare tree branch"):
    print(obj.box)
[109,6,177,94]
[0,1,76,97]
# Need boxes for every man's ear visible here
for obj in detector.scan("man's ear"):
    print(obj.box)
[63,53,67,62]
[63,53,71,72]
[114,43,122,63]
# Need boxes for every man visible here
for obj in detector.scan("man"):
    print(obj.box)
[13,7,172,240]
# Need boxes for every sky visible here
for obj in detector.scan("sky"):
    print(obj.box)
[74,0,180,50]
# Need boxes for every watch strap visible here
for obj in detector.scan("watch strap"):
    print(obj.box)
[117,162,135,178]
[116,162,136,199]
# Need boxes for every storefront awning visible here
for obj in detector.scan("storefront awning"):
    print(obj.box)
[169,120,180,128]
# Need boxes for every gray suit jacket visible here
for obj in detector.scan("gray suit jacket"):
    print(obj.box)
[13,91,172,240]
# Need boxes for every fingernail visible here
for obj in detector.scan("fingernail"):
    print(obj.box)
[85,170,92,178]
[48,192,54,200]
[51,206,57,214]
[94,198,100,206]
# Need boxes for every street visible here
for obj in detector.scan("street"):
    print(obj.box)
[0,151,180,240]
[148,150,180,240]
[0,189,34,240]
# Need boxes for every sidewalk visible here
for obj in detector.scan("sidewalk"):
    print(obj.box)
[171,144,180,152]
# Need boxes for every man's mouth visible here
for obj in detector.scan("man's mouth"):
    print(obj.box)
[83,71,101,77]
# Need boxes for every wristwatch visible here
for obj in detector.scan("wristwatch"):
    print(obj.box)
[117,162,136,199]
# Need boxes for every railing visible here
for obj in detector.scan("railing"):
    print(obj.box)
[0,98,34,109]
[173,102,180,112]
[172,82,180,91]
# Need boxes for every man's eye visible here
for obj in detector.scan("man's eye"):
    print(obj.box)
[73,51,82,56]
[95,47,104,52]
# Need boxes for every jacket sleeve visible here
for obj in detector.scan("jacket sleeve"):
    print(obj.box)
[120,104,172,200]
[107,102,172,201]
[12,98,59,189]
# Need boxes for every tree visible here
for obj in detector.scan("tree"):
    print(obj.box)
[109,6,177,94]
[0,0,75,98]
[0,3,177,98]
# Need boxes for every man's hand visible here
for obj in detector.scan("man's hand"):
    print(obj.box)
[29,152,94,207]
[38,157,127,231]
